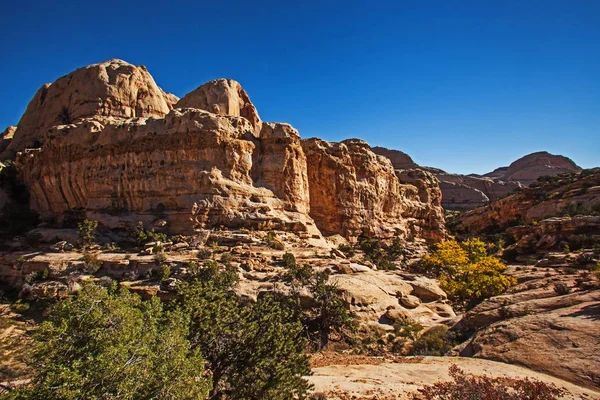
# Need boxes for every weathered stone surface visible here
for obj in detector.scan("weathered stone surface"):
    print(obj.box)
[175,78,262,136]
[301,139,446,241]
[4,59,176,157]
[453,265,600,390]
[17,109,312,234]
[9,59,447,242]
[400,294,421,308]
[372,146,417,169]
[0,126,16,154]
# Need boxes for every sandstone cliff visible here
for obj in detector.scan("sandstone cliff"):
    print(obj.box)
[301,139,445,240]
[7,59,445,241]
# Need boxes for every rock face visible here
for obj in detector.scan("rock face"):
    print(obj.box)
[8,59,445,241]
[175,79,262,136]
[0,126,16,154]
[3,59,177,158]
[302,139,446,240]
[436,173,522,210]
[484,151,581,185]
[372,146,417,170]
[453,265,600,390]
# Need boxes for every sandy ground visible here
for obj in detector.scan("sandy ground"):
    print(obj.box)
[308,355,600,399]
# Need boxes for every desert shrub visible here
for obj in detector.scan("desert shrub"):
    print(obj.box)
[197,247,212,259]
[81,251,102,274]
[337,243,355,257]
[553,282,571,295]
[179,271,311,399]
[158,264,171,281]
[501,247,519,262]
[359,238,397,270]
[568,234,600,251]
[10,300,30,314]
[77,219,98,249]
[266,231,285,250]
[133,221,167,246]
[283,252,297,268]
[409,325,453,356]
[7,283,210,400]
[283,266,352,349]
[418,364,566,399]
[423,239,516,309]
[393,316,423,341]
[219,252,233,267]
[576,252,596,265]
[153,251,167,264]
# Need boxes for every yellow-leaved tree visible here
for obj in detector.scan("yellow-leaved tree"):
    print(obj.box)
[422,238,516,309]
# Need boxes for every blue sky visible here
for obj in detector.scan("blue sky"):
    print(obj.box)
[1,0,598,174]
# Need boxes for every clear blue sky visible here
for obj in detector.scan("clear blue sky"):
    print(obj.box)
[2,0,598,174]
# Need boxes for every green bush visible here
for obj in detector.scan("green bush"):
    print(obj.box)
[553,282,571,295]
[158,264,171,281]
[81,251,102,274]
[179,272,311,399]
[10,300,30,314]
[7,284,210,399]
[77,219,98,249]
[409,325,453,356]
[283,252,297,268]
[134,221,167,246]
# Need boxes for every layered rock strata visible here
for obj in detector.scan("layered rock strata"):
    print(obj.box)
[7,59,446,241]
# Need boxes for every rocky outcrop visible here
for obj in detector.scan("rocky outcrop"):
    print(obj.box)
[0,126,16,154]
[16,110,314,234]
[3,59,177,158]
[436,173,522,210]
[9,59,446,241]
[372,146,417,169]
[484,151,581,185]
[453,265,600,390]
[301,139,446,241]
[175,78,262,136]
[452,170,600,234]
[372,146,524,210]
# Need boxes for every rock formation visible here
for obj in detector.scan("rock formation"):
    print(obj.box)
[3,60,177,159]
[452,170,600,234]
[5,59,445,241]
[484,151,581,185]
[175,79,262,136]
[0,126,16,154]
[374,147,580,210]
[453,265,600,390]
[302,139,445,240]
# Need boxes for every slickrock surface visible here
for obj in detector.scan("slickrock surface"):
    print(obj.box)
[0,230,453,329]
[309,354,600,399]
[452,265,600,390]
[6,59,445,241]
